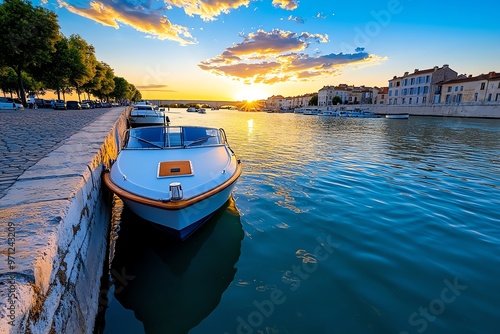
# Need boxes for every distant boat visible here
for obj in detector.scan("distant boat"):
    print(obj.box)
[354,109,379,118]
[197,108,206,114]
[303,107,319,115]
[318,110,337,116]
[186,107,197,112]
[385,113,409,119]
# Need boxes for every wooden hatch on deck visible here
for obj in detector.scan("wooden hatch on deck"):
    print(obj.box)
[158,160,193,177]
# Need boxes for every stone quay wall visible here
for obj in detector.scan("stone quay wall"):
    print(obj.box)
[0,108,128,334]
[356,103,500,118]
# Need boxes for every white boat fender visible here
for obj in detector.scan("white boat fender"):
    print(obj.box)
[170,182,183,201]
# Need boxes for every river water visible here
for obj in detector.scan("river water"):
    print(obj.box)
[97,110,500,334]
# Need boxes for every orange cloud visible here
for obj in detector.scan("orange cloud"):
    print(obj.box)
[272,0,299,10]
[57,1,258,43]
[58,0,196,44]
[199,29,386,84]
[168,0,252,21]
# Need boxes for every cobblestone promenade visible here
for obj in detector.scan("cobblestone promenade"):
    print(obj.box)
[0,108,115,199]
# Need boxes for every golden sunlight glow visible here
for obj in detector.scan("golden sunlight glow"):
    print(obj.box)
[235,87,267,102]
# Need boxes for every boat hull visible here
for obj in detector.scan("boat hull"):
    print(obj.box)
[120,183,237,239]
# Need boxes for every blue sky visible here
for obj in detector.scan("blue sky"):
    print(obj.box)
[36,0,500,101]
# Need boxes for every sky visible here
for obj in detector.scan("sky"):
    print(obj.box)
[36,0,500,102]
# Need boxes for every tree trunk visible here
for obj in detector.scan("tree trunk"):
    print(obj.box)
[16,69,27,106]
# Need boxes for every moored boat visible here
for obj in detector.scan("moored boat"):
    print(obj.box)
[318,110,337,116]
[302,107,319,115]
[129,103,166,127]
[102,125,242,240]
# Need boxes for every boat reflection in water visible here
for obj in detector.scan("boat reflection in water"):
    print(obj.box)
[109,197,244,333]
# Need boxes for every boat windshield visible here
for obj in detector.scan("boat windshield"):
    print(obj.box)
[125,126,223,149]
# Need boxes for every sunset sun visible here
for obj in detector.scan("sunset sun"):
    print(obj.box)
[235,87,267,102]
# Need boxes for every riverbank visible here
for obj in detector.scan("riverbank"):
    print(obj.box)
[333,103,500,118]
[0,108,128,333]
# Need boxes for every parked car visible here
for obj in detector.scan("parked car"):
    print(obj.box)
[82,100,95,108]
[94,102,102,108]
[81,102,91,109]
[0,97,24,110]
[35,99,52,108]
[66,101,81,110]
[53,100,66,110]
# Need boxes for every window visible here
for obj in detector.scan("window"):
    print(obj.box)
[395,90,399,96]
[460,86,464,91]
[410,78,415,85]
[455,86,459,92]
[389,98,392,105]
[498,82,500,89]
[389,82,393,88]
[446,95,451,103]
[396,82,400,87]
[496,93,500,101]
[404,79,408,86]
[474,93,478,101]
[457,94,462,103]
[409,97,412,104]
[402,98,406,104]
[426,75,430,83]
[423,96,427,104]
[424,86,429,94]
[480,82,485,90]
[488,93,492,101]
[410,88,414,94]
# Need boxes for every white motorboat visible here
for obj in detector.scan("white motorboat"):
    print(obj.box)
[337,110,349,117]
[186,107,197,112]
[318,110,337,116]
[302,107,319,115]
[129,104,167,127]
[103,125,242,240]
[355,109,379,118]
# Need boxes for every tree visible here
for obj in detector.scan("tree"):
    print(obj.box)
[67,34,97,101]
[308,94,318,106]
[0,66,18,96]
[0,0,60,105]
[112,76,129,101]
[126,84,142,102]
[33,35,72,100]
[92,62,115,100]
[332,96,342,105]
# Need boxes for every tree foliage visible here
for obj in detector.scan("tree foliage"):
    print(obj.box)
[308,94,318,106]
[0,0,140,103]
[332,96,342,105]
[0,0,60,104]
